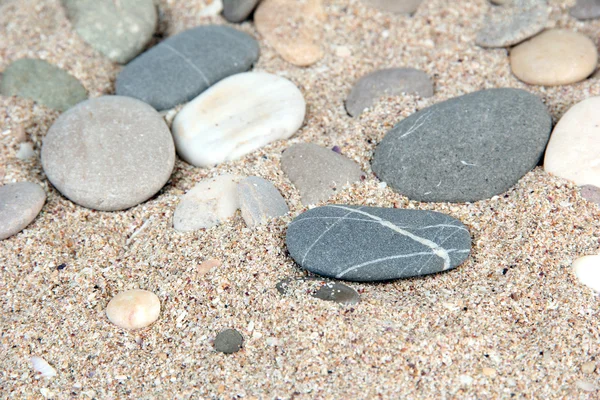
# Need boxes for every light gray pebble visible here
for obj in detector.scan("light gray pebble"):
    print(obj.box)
[0,182,46,240]
[237,176,288,228]
[222,0,261,22]
[214,329,243,354]
[571,0,600,20]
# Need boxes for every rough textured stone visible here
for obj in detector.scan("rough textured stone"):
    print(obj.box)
[580,185,600,206]
[222,0,260,22]
[214,329,243,354]
[286,205,471,282]
[573,255,600,293]
[116,25,259,110]
[237,176,289,228]
[0,58,87,111]
[41,96,175,211]
[361,0,423,13]
[106,289,161,330]
[571,0,600,20]
[276,277,360,304]
[0,182,46,240]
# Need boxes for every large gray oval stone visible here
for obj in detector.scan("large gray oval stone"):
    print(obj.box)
[372,88,552,203]
[286,205,471,282]
[116,25,260,111]
[0,182,46,240]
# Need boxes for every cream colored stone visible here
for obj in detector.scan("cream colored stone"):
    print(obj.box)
[106,289,160,330]
[572,255,600,292]
[199,259,222,276]
[582,362,597,374]
[510,29,598,86]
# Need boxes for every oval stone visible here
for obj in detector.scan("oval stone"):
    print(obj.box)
[237,176,289,228]
[573,255,600,292]
[41,96,175,211]
[0,182,46,240]
[106,289,160,330]
[286,205,471,282]
[371,88,552,203]
[116,25,259,110]
[222,0,260,22]
[172,72,305,167]
[214,329,244,354]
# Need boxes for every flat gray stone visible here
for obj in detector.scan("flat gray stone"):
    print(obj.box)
[0,182,46,240]
[41,96,175,211]
[346,68,433,117]
[281,143,366,205]
[237,176,288,228]
[360,0,424,13]
[581,185,600,206]
[214,329,243,354]
[286,205,471,282]
[116,25,259,111]
[571,0,600,19]
[276,277,360,305]
[222,0,261,22]
[0,58,87,112]
[372,88,552,203]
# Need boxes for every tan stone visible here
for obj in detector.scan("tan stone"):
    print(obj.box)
[582,362,597,374]
[199,259,222,276]
[106,289,160,330]
[482,367,497,377]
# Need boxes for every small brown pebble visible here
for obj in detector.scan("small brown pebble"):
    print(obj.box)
[582,362,596,374]
[199,259,222,276]
[157,352,168,360]
[106,289,161,330]
[482,367,497,377]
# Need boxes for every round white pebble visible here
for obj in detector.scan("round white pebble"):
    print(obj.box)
[106,289,161,330]
[573,255,600,292]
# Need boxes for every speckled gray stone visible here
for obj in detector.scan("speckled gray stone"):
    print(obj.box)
[0,182,46,240]
[116,25,259,110]
[41,96,175,211]
[360,0,423,13]
[286,205,471,282]
[571,0,600,20]
[372,88,552,203]
[346,68,433,117]
[222,0,261,22]
[237,176,288,228]
[214,329,243,354]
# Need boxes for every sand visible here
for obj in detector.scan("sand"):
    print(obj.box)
[1,0,600,398]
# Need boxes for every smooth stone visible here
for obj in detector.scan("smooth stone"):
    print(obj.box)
[0,58,87,112]
[172,72,305,167]
[41,96,175,211]
[173,174,243,231]
[222,0,260,22]
[510,29,598,86]
[581,185,600,206]
[476,0,548,48]
[62,0,157,64]
[345,68,434,117]
[237,176,289,228]
[582,362,597,374]
[372,88,552,203]
[281,143,366,205]
[286,205,471,282]
[544,97,600,186]
[116,25,259,110]
[106,289,161,330]
[254,0,325,66]
[0,182,46,240]
[276,277,360,304]
[214,329,243,354]
[571,0,600,20]
[573,255,600,292]
[360,0,423,13]
[16,142,35,160]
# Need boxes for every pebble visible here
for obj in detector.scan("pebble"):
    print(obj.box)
[0,58,87,112]
[222,0,260,22]
[476,0,548,48]
[62,0,157,64]
[582,362,597,374]
[254,0,325,66]
[276,277,360,305]
[544,97,600,186]
[106,289,161,330]
[198,259,222,276]
[41,96,175,211]
[345,68,434,117]
[510,29,598,86]
[573,255,600,292]
[0,182,46,240]
[576,380,598,392]
[173,174,243,231]
[237,176,289,228]
[116,25,259,110]
[360,0,424,13]
[571,0,600,20]
[16,142,35,160]
[172,72,305,167]
[580,185,600,206]
[214,329,243,354]
[281,143,366,205]
[372,88,552,202]
[286,205,471,282]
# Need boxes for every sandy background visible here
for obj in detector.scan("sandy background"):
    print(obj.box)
[1,0,600,398]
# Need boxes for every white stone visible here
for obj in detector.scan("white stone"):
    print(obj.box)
[573,255,600,292]
[106,289,160,330]
[172,72,306,167]
[16,142,35,160]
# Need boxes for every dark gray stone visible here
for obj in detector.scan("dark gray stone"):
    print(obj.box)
[372,88,552,203]
[223,0,261,22]
[276,277,360,304]
[571,0,600,20]
[286,205,471,282]
[0,182,46,240]
[214,329,243,354]
[237,176,289,228]
[116,25,259,110]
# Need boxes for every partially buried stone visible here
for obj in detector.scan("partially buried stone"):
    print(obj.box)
[0,58,87,112]
[573,255,600,292]
[214,329,243,354]
[106,289,161,330]
[571,0,600,20]
[281,143,366,205]
[41,96,175,211]
[286,205,471,282]
[222,0,261,22]
[580,185,600,206]
[116,25,259,110]
[237,176,289,228]
[360,0,424,13]
[276,277,360,304]
[372,88,552,203]
[0,182,46,240]
[345,68,434,117]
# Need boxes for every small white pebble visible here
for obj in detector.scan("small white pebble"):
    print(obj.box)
[459,375,474,385]
[576,380,597,392]
[573,255,600,292]
[378,181,387,189]
[266,337,282,346]
[106,289,161,330]
[30,356,57,379]
[334,46,351,58]
[16,142,35,160]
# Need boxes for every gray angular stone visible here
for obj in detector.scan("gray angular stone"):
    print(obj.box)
[62,0,157,64]
[571,0,600,20]
[372,88,552,203]
[276,277,360,304]
[41,96,175,211]
[360,0,424,13]
[222,0,261,22]
[286,205,471,282]
[0,58,87,112]
[116,25,259,111]
[214,329,243,354]
[281,143,366,205]
[237,176,289,228]
[0,182,46,240]
[346,68,433,117]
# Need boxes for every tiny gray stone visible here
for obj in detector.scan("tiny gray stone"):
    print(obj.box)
[0,182,46,240]
[237,176,289,228]
[0,58,87,112]
[581,185,600,206]
[41,96,175,211]
[214,329,243,354]
[346,68,433,117]
[372,88,552,203]
[222,0,261,22]
[276,277,360,305]
[281,143,366,205]
[116,25,260,111]
[62,0,157,64]
[360,0,424,13]
[571,0,600,20]
[286,205,471,282]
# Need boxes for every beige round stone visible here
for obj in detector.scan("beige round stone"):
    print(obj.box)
[106,289,160,330]
[510,29,598,86]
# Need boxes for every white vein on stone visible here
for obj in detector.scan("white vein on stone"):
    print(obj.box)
[301,208,356,265]
[290,216,467,232]
[162,44,211,87]
[399,109,433,139]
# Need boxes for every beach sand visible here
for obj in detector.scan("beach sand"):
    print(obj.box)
[1,0,600,398]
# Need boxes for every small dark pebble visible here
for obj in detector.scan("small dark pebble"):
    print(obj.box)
[57,263,66,270]
[277,277,360,305]
[214,329,243,354]
[332,145,342,154]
